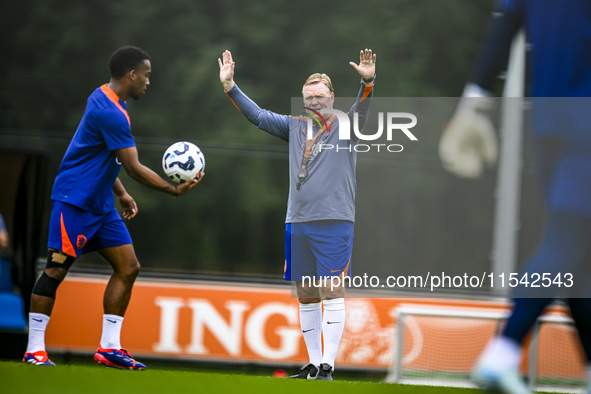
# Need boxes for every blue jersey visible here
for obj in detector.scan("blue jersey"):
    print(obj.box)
[500,0,591,97]
[476,0,591,97]
[473,0,591,136]
[504,0,591,136]
[51,85,135,214]
[473,1,591,214]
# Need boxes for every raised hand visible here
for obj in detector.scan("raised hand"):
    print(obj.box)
[349,49,376,80]
[218,50,235,91]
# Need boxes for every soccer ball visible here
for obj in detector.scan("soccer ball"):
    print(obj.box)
[162,141,205,184]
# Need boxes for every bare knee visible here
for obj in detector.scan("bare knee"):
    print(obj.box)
[99,245,141,280]
[126,260,141,279]
[116,259,140,280]
[319,285,345,300]
[299,297,322,304]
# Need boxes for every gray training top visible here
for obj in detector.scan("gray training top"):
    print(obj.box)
[225,82,373,223]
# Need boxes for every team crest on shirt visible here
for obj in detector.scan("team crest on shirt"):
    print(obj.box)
[76,234,87,249]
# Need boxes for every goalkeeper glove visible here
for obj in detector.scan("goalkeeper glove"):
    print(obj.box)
[439,84,498,178]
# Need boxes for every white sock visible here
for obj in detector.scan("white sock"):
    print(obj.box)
[26,313,50,353]
[100,314,123,349]
[299,302,322,366]
[477,335,521,372]
[321,298,345,368]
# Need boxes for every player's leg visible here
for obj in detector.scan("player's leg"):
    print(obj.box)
[24,202,84,366]
[287,223,322,379]
[503,210,591,340]
[472,298,552,394]
[311,220,354,381]
[30,255,71,316]
[474,210,591,393]
[568,298,591,389]
[24,249,76,366]
[85,212,145,370]
[93,243,144,370]
[98,243,140,317]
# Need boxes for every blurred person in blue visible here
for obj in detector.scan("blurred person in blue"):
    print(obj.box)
[23,46,203,369]
[439,1,591,393]
[219,49,376,381]
[0,213,10,289]
[0,213,7,253]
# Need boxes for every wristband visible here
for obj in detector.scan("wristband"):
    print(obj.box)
[362,74,376,84]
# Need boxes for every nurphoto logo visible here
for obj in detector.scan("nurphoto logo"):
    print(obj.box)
[305,108,418,153]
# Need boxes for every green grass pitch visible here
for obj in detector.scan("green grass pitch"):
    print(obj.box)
[0,360,481,394]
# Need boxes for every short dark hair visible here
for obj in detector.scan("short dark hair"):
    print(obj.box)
[109,46,150,79]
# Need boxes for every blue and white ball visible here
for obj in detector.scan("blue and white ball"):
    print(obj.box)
[162,141,205,184]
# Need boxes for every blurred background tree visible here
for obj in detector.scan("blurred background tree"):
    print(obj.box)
[0,0,494,132]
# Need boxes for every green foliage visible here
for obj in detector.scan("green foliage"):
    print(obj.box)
[0,360,481,394]
[1,0,495,132]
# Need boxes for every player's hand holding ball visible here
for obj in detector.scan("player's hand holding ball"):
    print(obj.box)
[439,84,498,178]
[162,141,205,196]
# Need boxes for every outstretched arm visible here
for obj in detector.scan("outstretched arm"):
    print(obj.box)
[115,146,203,197]
[469,8,523,92]
[218,50,290,141]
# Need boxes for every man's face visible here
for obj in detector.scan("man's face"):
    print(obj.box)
[129,59,151,100]
[303,82,334,112]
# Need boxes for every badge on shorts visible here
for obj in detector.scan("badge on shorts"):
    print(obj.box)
[76,234,87,249]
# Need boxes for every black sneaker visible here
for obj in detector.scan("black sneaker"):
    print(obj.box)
[287,363,318,379]
[316,363,333,381]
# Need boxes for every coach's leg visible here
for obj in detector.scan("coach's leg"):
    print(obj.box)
[318,280,345,377]
[97,244,140,350]
[296,280,322,304]
[293,281,323,376]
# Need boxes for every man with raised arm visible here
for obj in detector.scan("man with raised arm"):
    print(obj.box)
[219,49,376,381]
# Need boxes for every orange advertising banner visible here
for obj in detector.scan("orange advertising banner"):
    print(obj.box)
[46,275,585,380]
